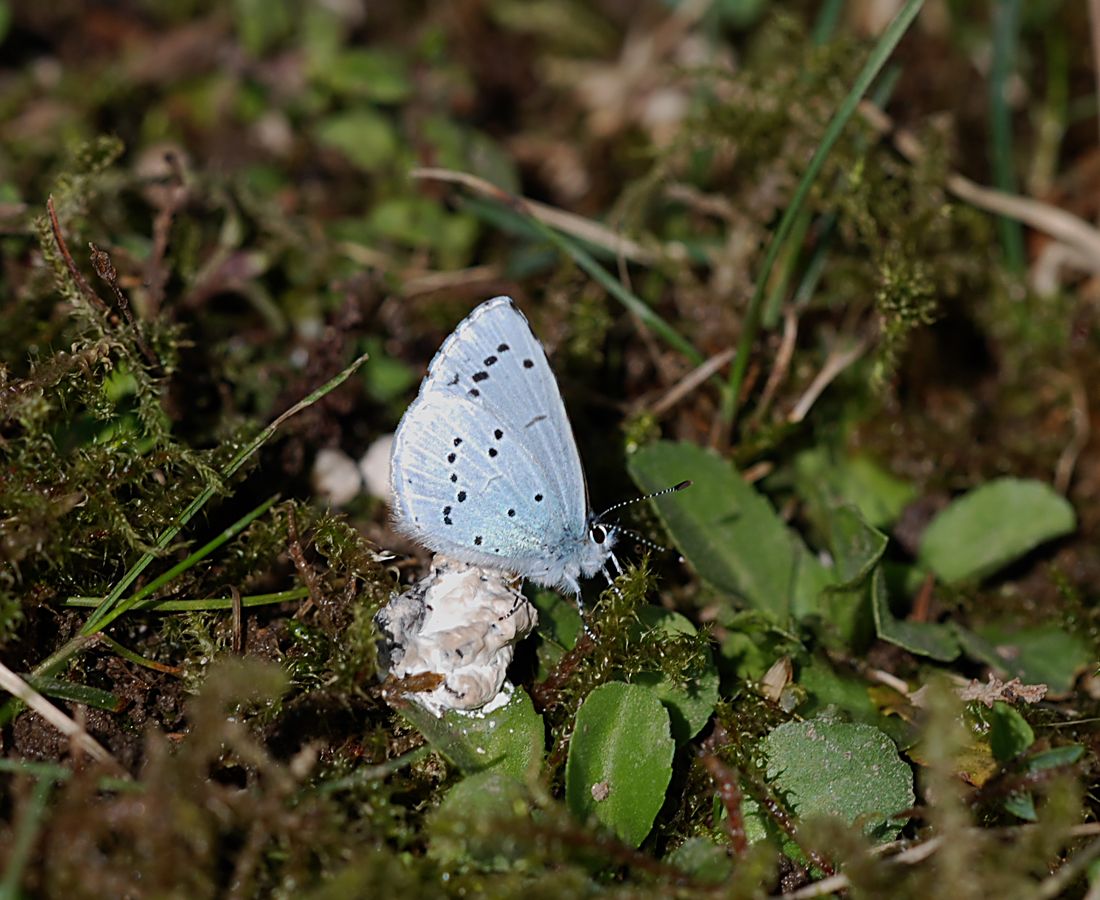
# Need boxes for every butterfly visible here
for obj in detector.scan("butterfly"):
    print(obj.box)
[390,296,624,598]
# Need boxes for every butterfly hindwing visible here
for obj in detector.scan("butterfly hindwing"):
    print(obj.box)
[391,393,565,568]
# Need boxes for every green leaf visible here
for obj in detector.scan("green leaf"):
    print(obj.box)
[798,654,880,725]
[1025,745,1085,772]
[667,837,734,884]
[429,771,530,869]
[233,0,293,56]
[23,677,120,712]
[312,49,412,103]
[825,506,888,588]
[871,568,960,661]
[818,505,887,647]
[969,623,1092,695]
[531,589,582,679]
[1003,791,1037,822]
[761,718,914,841]
[794,449,916,530]
[629,608,719,743]
[565,682,674,847]
[628,441,831,622]
[988,702,1034,763]
[401,687,544,779]
[315,110,399,170]
[919,479,1076,583]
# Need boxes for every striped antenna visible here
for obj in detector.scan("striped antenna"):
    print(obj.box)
[593,480,691,523]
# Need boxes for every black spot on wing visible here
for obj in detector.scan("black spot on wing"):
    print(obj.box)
[472,371,489,383]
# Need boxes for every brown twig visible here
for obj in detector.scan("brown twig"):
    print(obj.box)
[412,167,659,264]
[231,585,245,654]
[699,723,748,856]
[752,306,800,424]
[1053,375,1090,495]
[287,508,322,618]
[46,196,112,318]
[143,149,188,316]
[860,102,1100,269]
[787,336,870,424]
[647,348,735,418]
[89,242,159,369]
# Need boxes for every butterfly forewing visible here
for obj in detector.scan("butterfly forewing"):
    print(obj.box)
[418,297,586,523]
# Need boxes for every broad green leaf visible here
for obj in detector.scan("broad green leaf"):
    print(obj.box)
[1003,791,1037,821]
[871,568,959,661]
[798,654,880,725]
[315,110,398,170]
[969,624,1091,695]
[628,441,830,622]
[919,479,1075,583]
[429,771,529,869]
[667,837,734,884]
[312,49,412,103]
[988,702,1034,762]
[1025,745,1085,772]
[401,687,543,779]
[233,0,293,56]
[825,506,888,587]
[818,505,887,647]
[565,682,674,847]
[762,718,914,841]
[794,448,916,530]
[629,608,719,743]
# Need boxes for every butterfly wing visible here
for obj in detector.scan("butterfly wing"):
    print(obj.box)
[390,297,590,577]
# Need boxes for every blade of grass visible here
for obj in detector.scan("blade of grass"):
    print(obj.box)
[525,214,705,366]
[95,635,182,676]
[81,351,365,634]
[86,493,280,634]
[722,0,926,429]
[21,676,120,711]
[989,0,1025,272]
[0,355,367,727]
[64,587,311,612]
[413,168,705,366]
[0,774,53,900]
[317,745,432,794]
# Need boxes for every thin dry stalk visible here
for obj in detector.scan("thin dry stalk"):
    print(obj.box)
[0,658,126,776]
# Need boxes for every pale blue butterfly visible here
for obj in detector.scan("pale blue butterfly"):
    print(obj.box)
[390,296,689,600]
[391,296,615,597]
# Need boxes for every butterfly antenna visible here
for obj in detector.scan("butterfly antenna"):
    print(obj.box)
[606,525,668,554]
[594,480,691,523]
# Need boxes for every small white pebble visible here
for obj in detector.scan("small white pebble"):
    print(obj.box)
[311,447,363,507]
[359,433,395,503]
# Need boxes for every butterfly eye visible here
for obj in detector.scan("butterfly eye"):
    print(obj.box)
[591,524,607,545]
